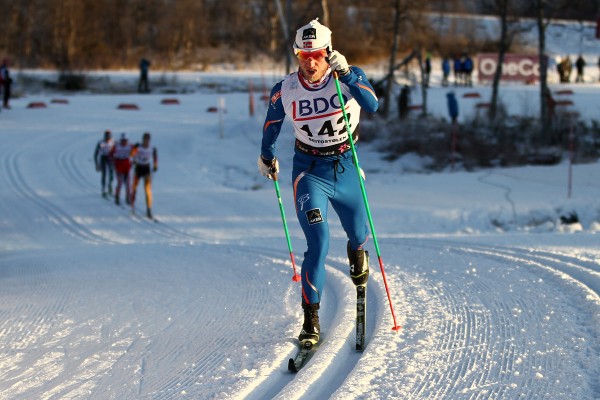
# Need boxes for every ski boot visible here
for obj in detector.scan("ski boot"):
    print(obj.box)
[298,302,320,345]
[146,208,153,219]
[115,196,120,205]
[348,242,369,286]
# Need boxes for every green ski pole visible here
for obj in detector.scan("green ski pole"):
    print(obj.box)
[333,71,401,331]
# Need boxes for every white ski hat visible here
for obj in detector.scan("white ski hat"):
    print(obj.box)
[293,18,332,52]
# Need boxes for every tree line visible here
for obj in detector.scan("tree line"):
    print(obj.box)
[1,0,595,71]
[0,0,389,70]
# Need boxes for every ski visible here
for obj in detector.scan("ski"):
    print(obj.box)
[288,340,318,372]
[356,284,367,351]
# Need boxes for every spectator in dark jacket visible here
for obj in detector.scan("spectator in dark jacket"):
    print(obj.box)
[557,57,565,83]
[562,55,572,83]
[398,85,410,120]
[462,55,474,87]
[423,52,432,88]
[138,58,151,93]
[575,55,585,83]
[453,56,462,86]
[442,57,450,87]
[0,59,12,109]
[446,91,459,123]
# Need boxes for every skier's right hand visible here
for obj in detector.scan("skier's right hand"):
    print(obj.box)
[257,155,279,180]
[328,50,350,76]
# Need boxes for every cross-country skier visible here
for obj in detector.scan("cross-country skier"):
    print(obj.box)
[94,130,115,197]
[131,132,158,219]
[110,133,133,206]
[258,19,378,346]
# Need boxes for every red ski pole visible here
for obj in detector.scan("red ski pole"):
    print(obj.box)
[333,71,401,332]
[273,172,301,282]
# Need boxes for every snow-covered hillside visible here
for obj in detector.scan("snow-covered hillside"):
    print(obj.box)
[1,83,599,399]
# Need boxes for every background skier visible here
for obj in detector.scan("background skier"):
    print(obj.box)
[111,133,133,206]
[258,19,378,346]
[94,130,115,197]
[131,132,158,219]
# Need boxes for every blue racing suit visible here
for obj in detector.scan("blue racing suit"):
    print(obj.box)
[261,66,378,305]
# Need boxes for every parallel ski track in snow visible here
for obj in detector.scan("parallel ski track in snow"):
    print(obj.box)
[4,138,118,245]
[399,238,600,400]
[135,245,299,400]
[234,253,383,400]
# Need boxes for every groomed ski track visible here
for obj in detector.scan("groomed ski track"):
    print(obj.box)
[1,93,599,399]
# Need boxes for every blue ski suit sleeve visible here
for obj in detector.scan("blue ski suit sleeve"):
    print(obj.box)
[338,66,379,113]
[261,81,286,160]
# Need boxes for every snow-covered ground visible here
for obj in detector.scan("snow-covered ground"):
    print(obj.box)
[1,78,599,400]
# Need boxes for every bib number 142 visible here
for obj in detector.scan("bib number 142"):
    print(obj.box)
[300,113,351,138]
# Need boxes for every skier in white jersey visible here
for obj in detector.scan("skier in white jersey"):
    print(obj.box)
[94,130,115,197]
[131,132,158,219]
[258,19,379,345]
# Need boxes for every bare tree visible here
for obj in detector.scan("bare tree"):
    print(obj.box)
[321,0,330,26]
[384,0,403,118]
[489,0,510,120]
[488,0,534,120]
[536,0,551,139]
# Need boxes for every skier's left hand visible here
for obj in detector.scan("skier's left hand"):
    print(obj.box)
[257,155,279,180]
[328,50,350,76]
[153,165,158,173]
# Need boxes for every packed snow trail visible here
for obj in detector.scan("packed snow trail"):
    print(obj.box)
[1,92,599,399]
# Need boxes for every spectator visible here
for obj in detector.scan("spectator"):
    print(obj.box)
[446,91,459,124]
[453,56,462,86]
[398,85,410,120]
[138,58,151,93]
[575,55,585,83]
[563,55,572,83]
[441,57,450,87]
[0,59,12,109]
[423,52,432,88]
[556,57,564,82]
[462,54,474,87]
